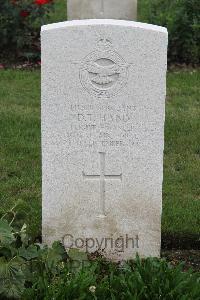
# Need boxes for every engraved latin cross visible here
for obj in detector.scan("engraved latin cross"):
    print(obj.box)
[83,152,122,216]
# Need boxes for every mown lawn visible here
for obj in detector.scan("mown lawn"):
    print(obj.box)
[0,70,41,238]
[163,71,200,237]
[0,70,199,239]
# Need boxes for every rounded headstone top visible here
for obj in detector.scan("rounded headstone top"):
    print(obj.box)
[41,19,167,34]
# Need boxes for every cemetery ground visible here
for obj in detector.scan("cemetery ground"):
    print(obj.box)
[0,68,200,299]
[0,1,200,298]
[1,69,199,243]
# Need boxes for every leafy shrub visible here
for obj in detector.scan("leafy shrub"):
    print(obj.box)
[140,0,200,64]
[0,203,67,299]
[0,205,199,299]
[0,0,54,61]
[32,257,200,300]
[0,208,199,300]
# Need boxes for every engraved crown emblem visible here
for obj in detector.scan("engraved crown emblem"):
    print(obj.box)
[97,38,112,51]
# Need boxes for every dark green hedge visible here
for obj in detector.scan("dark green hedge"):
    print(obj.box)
[0,0,53,61]
[139,0,200,64]
[0,1,199,65]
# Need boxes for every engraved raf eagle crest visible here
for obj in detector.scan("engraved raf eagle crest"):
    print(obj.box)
[79,39,129,98]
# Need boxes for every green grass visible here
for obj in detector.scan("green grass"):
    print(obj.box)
[0,69,199,239]
[0,70,41,238]
[163,71,200,235]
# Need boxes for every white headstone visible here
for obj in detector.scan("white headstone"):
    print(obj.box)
[67,0,137,21]
[41,20,168,261]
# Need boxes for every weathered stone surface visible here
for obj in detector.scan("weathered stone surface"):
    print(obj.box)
[67,0,137,21]
[41,20,168,261]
